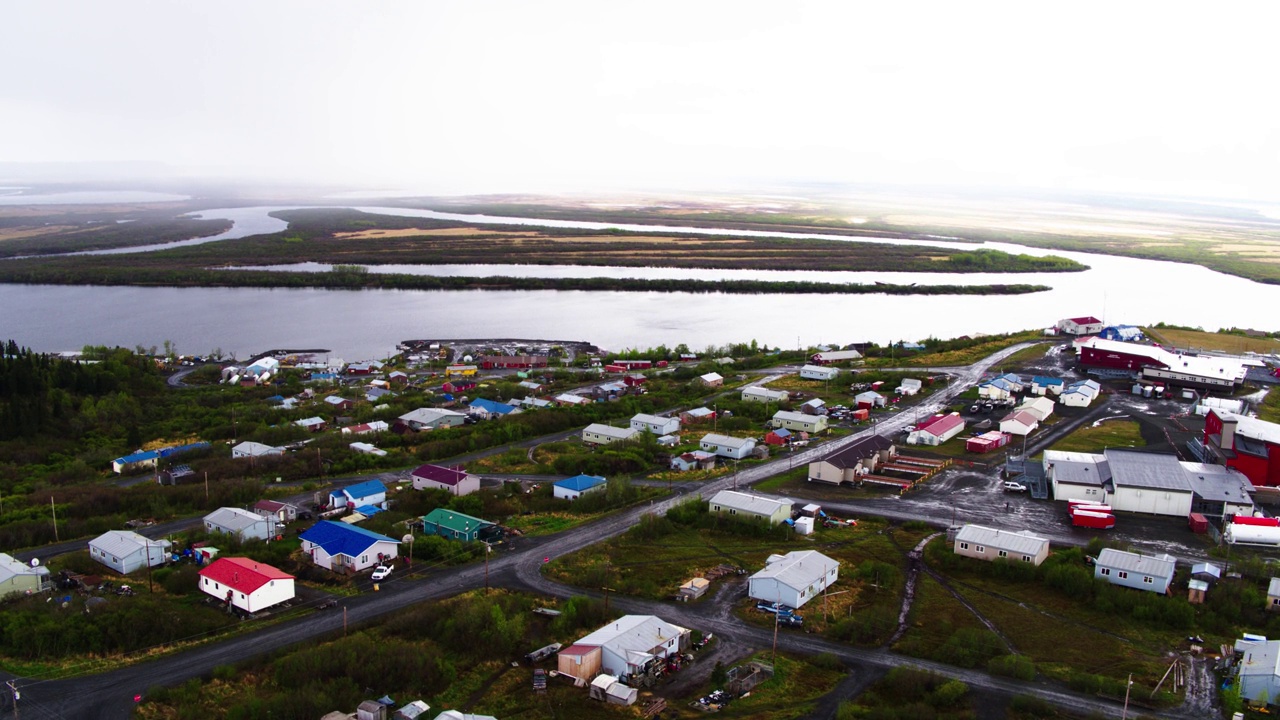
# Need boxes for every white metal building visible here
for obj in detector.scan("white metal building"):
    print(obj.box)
[700,433,756,460]
[799,364,839,381]
[708,490,792,525]
[583,424,640,445]
[1106,450,1195,517]
[741,386,789,403]
[770,410,829,434]
[629,413,680,435]
[748,550,840,609]
[88,531,171,575]
[953,525,1050,566]
[203,507,275,542]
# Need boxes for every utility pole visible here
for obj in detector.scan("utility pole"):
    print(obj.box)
[484,541,491,592]
[50,496,58,542]
[204,472,209,501]
[6,679,18,720]
[1121,673,1132,720]
[343,605,348,637]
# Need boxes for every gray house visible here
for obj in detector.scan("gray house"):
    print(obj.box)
[204,507,275,542]
[1094,548,1175,594]
[88,530,172,575]
[1235,635,1280,707]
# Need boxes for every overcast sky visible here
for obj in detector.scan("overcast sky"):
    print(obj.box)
[4,2,1279,200]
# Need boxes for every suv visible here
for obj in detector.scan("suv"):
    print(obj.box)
[1002,481,1028,492]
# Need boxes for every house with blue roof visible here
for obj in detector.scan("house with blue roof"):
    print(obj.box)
[299,521,399,572]
[554,474,608,501]
[329,480,387,511]
[1030,376,1066,396]
[468,398,520,420]
[1099,325,1143,342]
[112,450,161,475]
[977,377,1017,401]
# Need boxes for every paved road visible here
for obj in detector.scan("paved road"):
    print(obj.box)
[1,342,1174,719]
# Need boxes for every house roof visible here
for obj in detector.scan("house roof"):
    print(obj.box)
[1096,548,1176,578]
[855,391,884,401]
[470,398,518,415]
[89,530,170,557]
[343,479,387,500]
[1183,463,1253,505]
[818,435,894,468]
[1236,636,1280,683]
[801,364,836,374]
[233,440,283,456]
[555,393,590,404]
[1000,410,1039,428]
[423,508,493,534]
[1222,413,1280,445]
[1191,562,1222,580]
[700,372,723,382]
[299,521,398,558]
[1032,376,1065,387]
[773,410,819,424]
[701,433,754,450]
[1105,450,1192,493]
[955,524,1049,556]
[742,386,788,400]
[254,499,292,513]
[632,413,673,426]
[921,414,965,437]
[204,507,267,532]
[1068,316,1102,325]
[769,428,793,439]
[1044,450,1111,487]
[684,407,715,419]
[584,424,639,440]
[555,474,607,492]
[199,556,292,594]
[0,553,48,585]
[115,450,160,465]
[1269,578,1280,597]
[323,396,350,405]
[412,464,470,486]
[1017,397,1056,416]
[573,615,689,657]
[399,408,466,425]
[295,416,326,428]
[750,550,839,592]
[709,490,790,517]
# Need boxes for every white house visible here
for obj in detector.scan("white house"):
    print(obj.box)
[553,474,608,500]
[329,479,388,511]
[232,441,284,459]
[198,557,294,613]
[399,408,467,431]
[629,413,680,435]
[977,378,1017,401]
[557,615,691,682]
[1016,397,1056,422]
[854,391,886,408]
[583,423,640,446]
[1057,316,1105,335]
[1234,635,1280,707]
[708,490,792,525]
[410,464,481,496]
[299,521,399,573]
[952,524,1050,566]
[699,372,724,387]
[700,433,757,460]
[907,414,965,446]
[807,435,896,484]
[203,507,275,542]
[896,378,923,396]
[1030,376,1065,396]
[771,410,829,434]
[800,364,839,381]
[555,393,592,405]
[88,531,171,575]
[999,410,1039,436]
[741,386,789,403]
[1094,548,1176,594]
[748,550,840,609]
[349,441,387,457]
[1060,380,1101,408]
[1268,578,1280,612]
[810,349,863,364]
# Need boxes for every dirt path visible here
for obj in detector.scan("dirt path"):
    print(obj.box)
[886,532,941,647]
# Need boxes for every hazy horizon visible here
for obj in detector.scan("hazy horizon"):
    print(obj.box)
[5,2,1280,203]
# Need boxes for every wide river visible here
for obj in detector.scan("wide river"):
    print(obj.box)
[4,205,1280,360]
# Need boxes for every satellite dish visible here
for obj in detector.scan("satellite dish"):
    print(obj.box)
[30,558,40,567]
[402,534,414,544]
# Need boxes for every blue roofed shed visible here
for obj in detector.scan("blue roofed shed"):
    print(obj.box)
[554,474,607,500]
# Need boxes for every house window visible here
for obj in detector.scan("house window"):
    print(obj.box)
[1118,571,1128,580]
[1022,555,1031,562]
[975,545,985,553]
[1143,576,1153,584]
[998,550,1008,558]
[361,555,368,564]
[959,542,969,550]
[1101,568,1111,576]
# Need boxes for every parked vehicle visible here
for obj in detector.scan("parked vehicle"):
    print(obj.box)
[1002,481,1027,492]
[371,565,394,581]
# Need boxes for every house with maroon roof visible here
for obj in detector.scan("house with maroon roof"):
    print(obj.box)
[198,557,295,613]
[253,499,299,524]
[907,413,966,446]
[1056,316,1104,335]
[410,463,480,496]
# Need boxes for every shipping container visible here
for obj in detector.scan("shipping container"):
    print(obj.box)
[1071,510,1115,529]
[1188,512,1209,534]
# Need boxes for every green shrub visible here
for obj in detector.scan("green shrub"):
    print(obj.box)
[988,654,1036,681]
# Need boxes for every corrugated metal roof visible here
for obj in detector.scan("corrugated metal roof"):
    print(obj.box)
[204,507,266,532]
[299,521,397,558]
[750,550,839,592]
[199,556,292,594]
[556,474,607,492]
[1269,578,1280,597]
[90,530,170,558]
[1096,548,1176,578]
[1105,450,1192,492]
[818,435,894,468]
[412,464,469,486]
[954,524,1048,556]
[701,433,754,449]
[423,508,493,534]
[710,490,790,517]
[573,615,688,654]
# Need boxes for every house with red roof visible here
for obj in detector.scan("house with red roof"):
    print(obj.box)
[198,557,295,613]
[1056,316,1104,336]
[410,463,480,496]
[907,413,966,446]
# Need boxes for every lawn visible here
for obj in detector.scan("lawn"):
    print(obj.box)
[1144,327,1280,355]
[1048,419,1146,453]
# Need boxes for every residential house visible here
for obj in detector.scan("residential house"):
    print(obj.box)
[441,380,476,394]
[411,464,480,496]
[111,450,160,475]
[517,380,544,392]
[807,435,896,484]
[295,416,327,432]
[708,490,792,525]
[800,364,839,381]
[204,507,275,542]
[907,413,965,446]
[349,442,387,456]
[329,479,388,511]
[365,386,393,403]
[1060,379,1101,408]
[801,398,827,416]
[670,451,717,472]
[253,500,298,524]
[198,557,294,613]
[748,550,840,609]
[1268,578,1280,612]
[952,524,1050,566]
[555,393,591,406]
[854,391,886,409]
[554,474,608,500]
[977,377,1018,401]
[422,508,498,542]
[699,433,757,460]
[1234,634,1280,706]
[342,420,390,435]
[622,374,648,388]
[1030,376,1066,396]
[999,410,1039,436]
[1093,548,1175,594]
[393,701,431,720]
[445,364,478,377]
[300,521,399,572]
[699,372,724,387]
[232,441,284,458]
[480,355,548,369]
[1057,316,1105,335]
[764,428,793,446]
[345,361,383,375]
[519,396,552,409]
[583,424,640,446]
[388,370,409,384]
[0,553,50,599]
[896,378,923,396]
[399,408,467,431]
[680,407,716,424]
[468,398,521,419]
[630,413,680,435]
[1016,397,1056,422]
[557,615,691,682]
[966,431,1010,453]
[324,396,355,412]
[771,410,828,434]
[810,349,863,365]
[88,530,171,575]
[741,386,789,403]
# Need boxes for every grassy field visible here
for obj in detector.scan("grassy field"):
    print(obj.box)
[1048,419,1146,453]
[862,333,1046,368]
[1144,326,1280,354]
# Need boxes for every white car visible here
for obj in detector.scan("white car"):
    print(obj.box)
[371,565,394,581]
